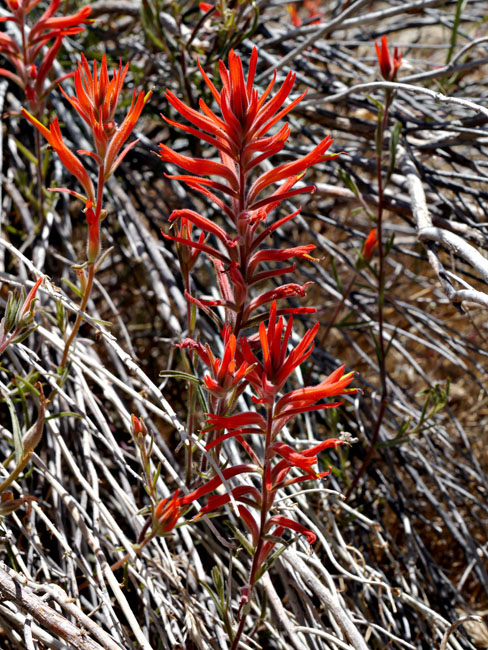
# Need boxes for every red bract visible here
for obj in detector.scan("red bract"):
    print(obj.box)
[179,327,251,403]
[274,364,357,423]
[375,35,402,82]
[20,111,95,202]
[160,48,337,331]
[362,227,378,262]
[0,0,92,114]
[240,300,319,402]
[153,490,182,536]
[179,464,259,507]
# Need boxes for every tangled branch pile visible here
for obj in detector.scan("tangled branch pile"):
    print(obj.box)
[1,0,488,648]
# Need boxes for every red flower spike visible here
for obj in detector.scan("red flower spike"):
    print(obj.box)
[0,0,92,113]
[375,36,402,82]
[60,56,152,178]
[160,49,336,328]
[153,490,182,536]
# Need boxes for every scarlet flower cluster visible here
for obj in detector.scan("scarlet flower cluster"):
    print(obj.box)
[160,47,337,333]
[23,55,152,263]
[0,0,92,114]
[153,49,357,584]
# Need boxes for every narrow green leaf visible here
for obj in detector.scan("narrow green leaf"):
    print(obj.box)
[13,137,39,165]
[200,581,224,618]
[330,258,343,294]
[338,168,360,199]
[255,536,296,582]
[61,277,83,299]
[211,565,225,610]
[225,522,254,555]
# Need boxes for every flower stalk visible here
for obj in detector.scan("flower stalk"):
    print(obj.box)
[0,0,92,215]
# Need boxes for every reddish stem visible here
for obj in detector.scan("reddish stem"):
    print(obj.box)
[346,93,391,499]
[230,402,275,650]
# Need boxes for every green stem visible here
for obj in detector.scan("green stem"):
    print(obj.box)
[58,262,95,374]
[346,93,391,500]
[34,129,45,223]
[56,167,105,379]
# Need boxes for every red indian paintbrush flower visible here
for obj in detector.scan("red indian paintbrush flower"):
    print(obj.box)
[22,55,152,199]
[160,48,337,331]
[375,35,402,82]
[22,55,151,263]
[59,54,153,180]
[152,50,358,642]
[0,0,92,114]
